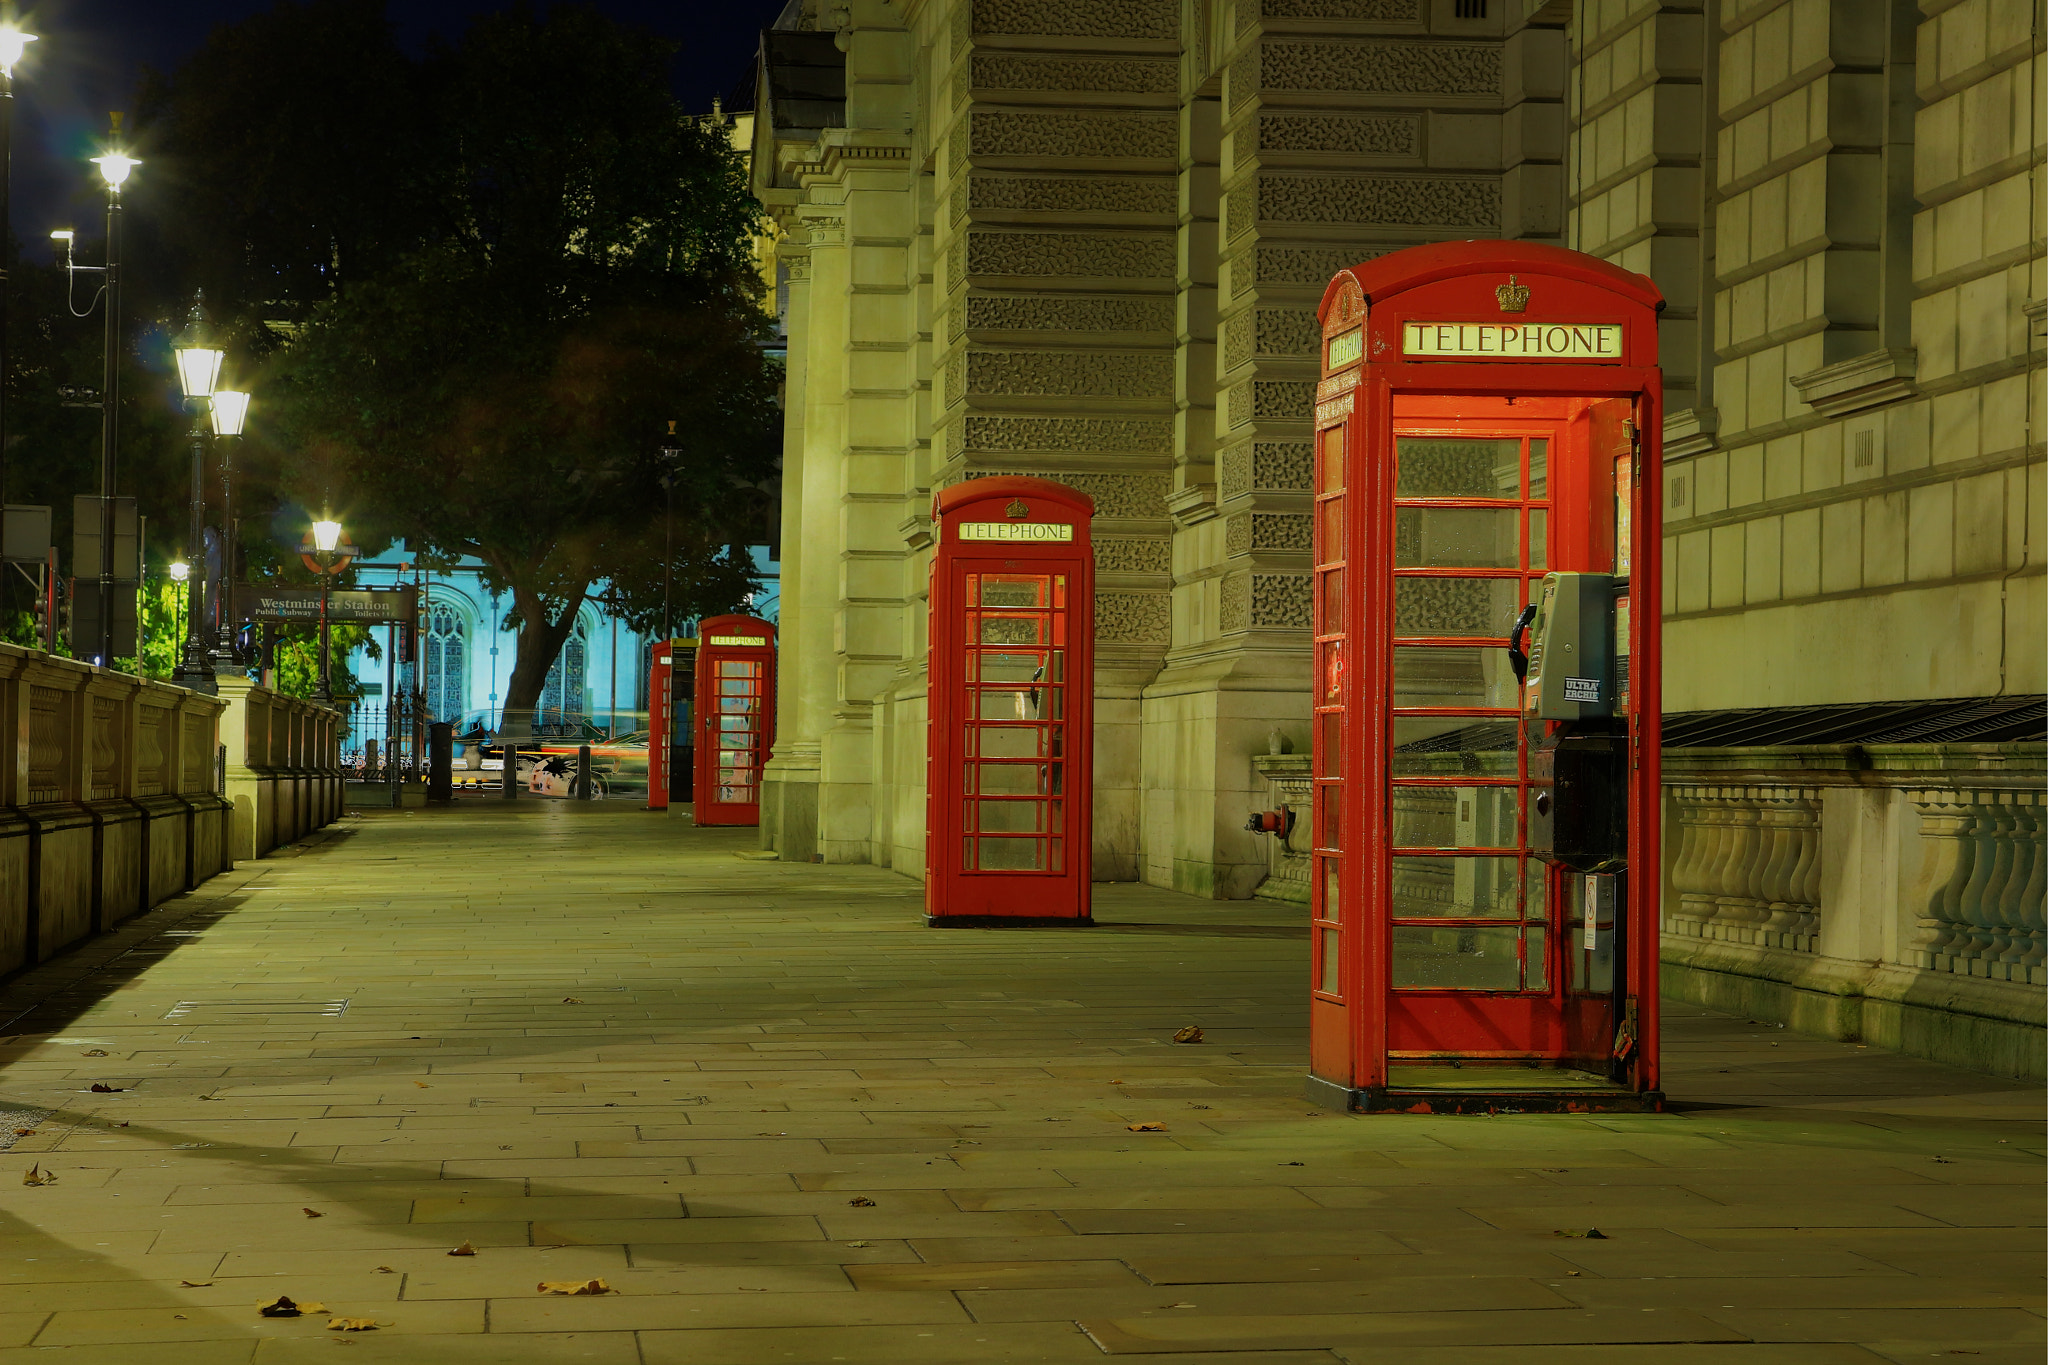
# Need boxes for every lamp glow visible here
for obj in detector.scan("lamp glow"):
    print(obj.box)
[0,27,37,74]
[209,388,250,436]
[91,151,139,189]
[174,344,223,400]
[47,229,70,242]
[168,560,189,582]
[311,518,343,553]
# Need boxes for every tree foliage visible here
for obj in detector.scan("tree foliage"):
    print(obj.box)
[131,1,779,719]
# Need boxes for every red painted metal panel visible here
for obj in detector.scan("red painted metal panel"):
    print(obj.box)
[926,477,1096,924]
[692,615,777,827]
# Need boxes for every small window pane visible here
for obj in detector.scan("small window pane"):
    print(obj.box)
[1318,569,1344,631]
[1390,854,1519,918]
[1319,640,1345,705]
[1319,857,1340,924]
[975,799,1049,833]
[1391,785,1520,850]
[976,575,1052,609]
[970,650,1044,683]
[1394,576,1522,638]
[975,726,1046,759]
[1318,426,1344,493]
[1524,925,1548,990]
[1317,712,1342,776]
[1392,646,1518,710]
[1317,783,1342,850]
[977,837,1045,871]
[1525,857,1549,922]
[1318,497,1344,557]
[1390,718,1518,776]
[1528,439,1548,498]
[1396,437,1521,499]
[974,762,1046,796]
[1392,925,1523,989]
[1395,508,1520,569]
[1529,509,1548,569]
[1318,926,1342,997]
[978,615,1048,647]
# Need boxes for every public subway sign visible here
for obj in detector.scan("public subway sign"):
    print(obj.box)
[1404,321,1624,359]
[708,634,768,646]
[958,522,1075,542]
[233,585,418,624]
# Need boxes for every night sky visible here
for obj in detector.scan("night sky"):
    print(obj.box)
[7,0,790,260]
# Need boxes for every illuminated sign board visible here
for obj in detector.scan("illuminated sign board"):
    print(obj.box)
[1404,321,1623,359]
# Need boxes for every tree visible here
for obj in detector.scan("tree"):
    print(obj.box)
[211,4,780,726]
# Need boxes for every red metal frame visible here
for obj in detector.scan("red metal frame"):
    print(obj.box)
[1309,241,1664,1113]
[692,614,777,827]
[926,476,1095,926]
[645,637,695,811]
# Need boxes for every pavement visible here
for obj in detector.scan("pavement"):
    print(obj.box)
[0,800,2040,1365]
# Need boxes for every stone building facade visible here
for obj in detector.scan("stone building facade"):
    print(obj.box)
[747,0,2043,1075]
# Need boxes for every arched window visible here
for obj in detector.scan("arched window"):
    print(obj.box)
[424,603,468,723]
[540,618,589,726]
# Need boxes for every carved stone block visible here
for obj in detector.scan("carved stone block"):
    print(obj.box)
[971,110,1179,161]
[1253,112,1422,159]
[1096,590,1173,642]
[1095,537,1172,573]
[973,0,1180,40]
[1230,242,1395,298]
[971,53,1179,94]
[968,350,1176,400]
[1239,0,1422,32]
[969,174,1178,216]
[966,230,1177,280]
[1255,39,1502,97]
[957,415,1175,459]
[965,295,1176,334]
[964,467,1172,518]
[1251,573,1313,628]
[1234,173,1500,235]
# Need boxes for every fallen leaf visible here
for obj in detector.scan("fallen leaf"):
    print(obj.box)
[257,1296,328,1317]
[373,1267,395,1274]
[12,1128,33,1136]
[845,1240,872,1248]
[1165,1301,1197,1309]
[847,1196,877,1207]
[562,997,584,1004]
[536,1279,612,1296]
[198,1095,224,1101]
[447,1242,477,1257]
[1552,1228,1607,1240]
[327,1319,379,1331]
[173,1313,187,1319]
[1188,1104,1212,1110]
[413,1081,431,1089]
[1126,1123,1167,1133]
[303,1207,324,1218]
[83,1048,109,1057]
[22,1164,53,1186]
[1281,1161,1305,1167]
[90,1083,124,1093]
[1108,1078,1124,1084]
[1171,1025,1204,1044]
[116,1122,129,1127]
[1565,1270,1583,1277]
[180,1280,214,1287]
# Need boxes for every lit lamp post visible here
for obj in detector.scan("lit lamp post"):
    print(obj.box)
[168,558,189,667]
[311,515,343,703]
[0,21,35,518]
[170,297,223,692]
[208,386,250,671]
[87,131,137,668]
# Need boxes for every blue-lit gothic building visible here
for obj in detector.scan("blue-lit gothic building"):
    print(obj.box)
[338,542,779,735]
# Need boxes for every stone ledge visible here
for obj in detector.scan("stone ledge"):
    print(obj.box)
[1789,347,1919,419]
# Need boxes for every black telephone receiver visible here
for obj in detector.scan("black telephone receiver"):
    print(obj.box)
[1507,603,1538,681]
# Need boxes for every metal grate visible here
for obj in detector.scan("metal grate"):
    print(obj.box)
[1663,696,2045,748]
[165,1000,352,1020]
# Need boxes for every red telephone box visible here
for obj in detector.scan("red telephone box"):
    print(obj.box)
[692,614,776,826]
[646,637,696,811]
[1309,241,1663,1112]
[926,477,1094,925]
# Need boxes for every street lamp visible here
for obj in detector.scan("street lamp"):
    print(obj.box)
[79,120,135,669]
[170,296,222,693]
[0,21,35,522]
[209,387,250,670]
[168,558,189,666]
[311,514,343,703]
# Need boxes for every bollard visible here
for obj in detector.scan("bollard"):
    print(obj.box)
[576,744,593,800]
[428,722,453,803]
[500,742,519,799]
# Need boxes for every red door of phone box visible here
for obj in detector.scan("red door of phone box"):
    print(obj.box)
[646,637,696,811]
[926,476,1095,926]
[1308,240,1664,1113]
[692,614,776,827]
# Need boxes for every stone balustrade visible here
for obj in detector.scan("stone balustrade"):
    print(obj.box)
[0,642,342,979]
[1667,784,1824,953]
[1908,787,2044,985]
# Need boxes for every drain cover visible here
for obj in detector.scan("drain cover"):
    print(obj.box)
[164,1000,352,1020]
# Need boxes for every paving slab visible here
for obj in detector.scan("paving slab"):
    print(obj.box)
[0,802,2039,1362]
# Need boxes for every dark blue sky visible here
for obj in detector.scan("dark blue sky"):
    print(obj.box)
[7,0,787,259]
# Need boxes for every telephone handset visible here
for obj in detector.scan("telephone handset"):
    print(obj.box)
[1507,603,1538,682]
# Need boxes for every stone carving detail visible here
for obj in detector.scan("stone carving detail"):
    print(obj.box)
[1667,786,1826,954]
[1220,443,1253,499]
[1220,571,1251,631]
[949,119,970,175]
[948,235,968,293]
[1232,243,1393,298]
[1096,590,1173,642]
[958,417,1175,459]
[1256,112,1421,158]
[1259,308,1320,358]
[946,352,967,408]
[1225,179,1257,239]
[1226,511,1313,555]
[967,230,1176,279]
[1095,537,1172,574]
[947,304,966,342]
[969,350,1174,399]
[1908,790,2045,983]
[783,254,811,281]
[970,467,1172,518]
[952,14,970,58]
[973,0,1179,40]
[1225,511,1252,556]
[1251,573,1313,628]
[1222,310,1255,372]
[1240,0,1420,30]
[1256,380,1316,420]
[950,181,969,225]
[1229,48,1259,112]
[972,110,1178,161]
[970,175,1177,216]
[1255,441,1314,489]
[972,53,1178,94]
[1261,39,1500,96]
[965,295,1175,334]
[1255,174,1500,229]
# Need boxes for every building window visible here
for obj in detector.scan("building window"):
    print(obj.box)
[541,620,589,726]
[424,603,467,724]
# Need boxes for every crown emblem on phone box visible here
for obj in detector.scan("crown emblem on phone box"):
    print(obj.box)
[1496,275,1531,313]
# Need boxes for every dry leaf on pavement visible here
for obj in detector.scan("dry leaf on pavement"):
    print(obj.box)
[562,997,584,1004]
[180,1280,213,1287]
[846,1196,876,1207]
[327,1319,379,1331]
[447,1242,477,1256]
[302,1208,324,1218]
[845,1240,872,1248]
[21,1164,53,1186]
[537,1279,612,1295]
[1552,1228,1607,1239]
[257,1296,328,1317]
[83,1048,109,1057]
[12,1128,33,1136]
[1171,1025,1204,1043]
[373,1266,395,1274]
[89,1083,124,1093]
[1126,1123,1168,1133]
